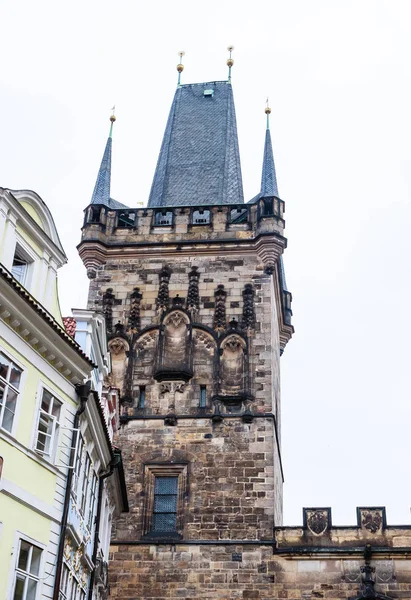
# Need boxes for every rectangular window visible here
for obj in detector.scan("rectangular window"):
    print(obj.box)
[59,563,85,600]
[142,464,187,539]
[35,389,62,457]
[152,476,178,533]
[87,472,98,530]
[138,386,146,409]
[71,434,84,498]
[199,385,207,408]
[0,351,22,433]
[80,454,91,515]
[13,539,42,600]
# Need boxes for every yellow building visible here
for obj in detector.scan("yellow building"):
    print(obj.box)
[0,188,94,600]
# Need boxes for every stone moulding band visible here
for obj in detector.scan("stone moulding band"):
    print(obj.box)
[109,540,411,555]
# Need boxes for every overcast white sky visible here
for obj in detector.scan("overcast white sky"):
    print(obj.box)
[1,0,411,527]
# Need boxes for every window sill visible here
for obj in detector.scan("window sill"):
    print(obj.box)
[141,532,183,542]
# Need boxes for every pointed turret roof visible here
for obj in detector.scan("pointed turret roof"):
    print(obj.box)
[90,117,128,209]
[260,128,279,197]
[249,107,279,203]
[148,81,244,207]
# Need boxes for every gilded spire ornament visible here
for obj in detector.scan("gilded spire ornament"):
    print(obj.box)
[265,98,271,130]
[177,51,185,86]
[227,45,234,82]
[109,106,116,138]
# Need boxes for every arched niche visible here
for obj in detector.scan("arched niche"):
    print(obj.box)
[218,334,247,399]
[108,337,130,397]
[193,328,218,394]
[134,329,159,381]
[154,310,193,382]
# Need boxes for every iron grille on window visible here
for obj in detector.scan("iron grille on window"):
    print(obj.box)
[152,476,178,532]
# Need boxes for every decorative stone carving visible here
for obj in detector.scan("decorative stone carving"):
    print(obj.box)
[343,560,362,583]
[219,334,246,398]
[156,265,172,312]
[128,287,142,332]
[242,284,256,329]
[103,288,115,334]
[213,285,227,331]
[109,338,128,356]
[375,560,394,583]
[108,337,129,397]
[304,508,331,536]
[155,311,193,382]
[186,266,200,315]
[159,380,187,414]
[358,508,385,534]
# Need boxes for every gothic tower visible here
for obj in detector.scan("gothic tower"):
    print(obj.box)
[79,66,293,597]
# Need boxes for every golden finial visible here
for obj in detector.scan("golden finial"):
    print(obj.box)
[109,106,116,137]
[265,98,271,129]
[177,51,185,85]
[227,46,234,81]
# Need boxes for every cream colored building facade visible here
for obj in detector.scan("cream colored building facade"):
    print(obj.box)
[0,188,94,600]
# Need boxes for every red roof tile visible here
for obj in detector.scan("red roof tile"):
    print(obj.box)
[63,316,77,338]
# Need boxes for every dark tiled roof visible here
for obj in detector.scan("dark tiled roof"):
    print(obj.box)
[261,129,279,197]
[0,266,96,368]
[63,316,76,338]
[90,134,129,210]
[148,81,244,207]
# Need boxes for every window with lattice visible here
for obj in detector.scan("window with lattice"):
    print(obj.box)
[142,463,188,539]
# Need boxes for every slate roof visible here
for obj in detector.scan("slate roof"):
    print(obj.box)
[148,81,244,207]
[90,129,128,209]
[261,129,279,197]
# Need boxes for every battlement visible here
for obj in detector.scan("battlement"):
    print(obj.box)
[81,196,286,246]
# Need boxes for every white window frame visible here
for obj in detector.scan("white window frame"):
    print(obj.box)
[33,386,63,461]
[86,471,98,531]
[11,239,37,290]
[8,532,46,600]
[0,349,23,435]
[71,433,84,500]
[59,562,86,600]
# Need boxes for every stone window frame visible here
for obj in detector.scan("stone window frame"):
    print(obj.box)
[142,462,188,540]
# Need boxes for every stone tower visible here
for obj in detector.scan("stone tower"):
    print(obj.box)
[79,76,293,597]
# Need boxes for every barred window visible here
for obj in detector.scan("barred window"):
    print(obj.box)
[152,476,178,532]
[199,385,207,408]
[142,464,188,539]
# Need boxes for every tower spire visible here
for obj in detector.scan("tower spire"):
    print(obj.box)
[260,101,279,197]
[90,113,115,206]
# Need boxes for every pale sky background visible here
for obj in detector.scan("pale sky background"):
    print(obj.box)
[1,0,411,527]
